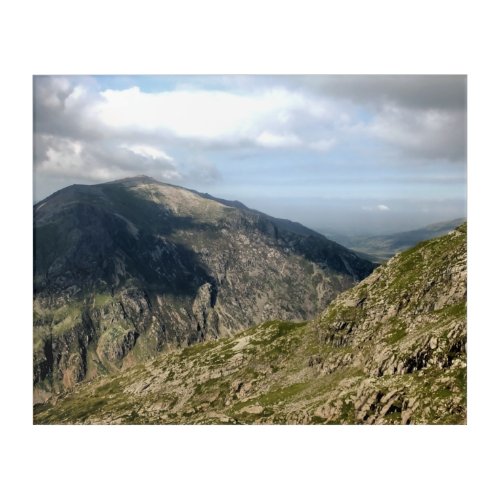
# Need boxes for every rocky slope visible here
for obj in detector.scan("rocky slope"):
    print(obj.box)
[34,176,374,400]
[34,223,466,424]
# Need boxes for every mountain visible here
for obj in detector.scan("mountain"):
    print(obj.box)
[34,223,466,424]
[33,176,374,401]
[320,218,466,262]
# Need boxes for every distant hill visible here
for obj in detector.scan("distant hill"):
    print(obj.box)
[33,176,374,400]
[321,218,466,262]
[35,224,467,424]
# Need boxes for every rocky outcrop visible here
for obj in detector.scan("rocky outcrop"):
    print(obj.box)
[192,283,219,341]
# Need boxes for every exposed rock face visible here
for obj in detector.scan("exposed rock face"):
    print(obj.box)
[34,224,466,424]
[33,176,374,396]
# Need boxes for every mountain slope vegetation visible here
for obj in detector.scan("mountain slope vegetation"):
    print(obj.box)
[34,224,466,424]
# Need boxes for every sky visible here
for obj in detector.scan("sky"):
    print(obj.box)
[33,75,467,235]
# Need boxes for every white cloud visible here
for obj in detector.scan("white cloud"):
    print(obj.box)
[124,144,175,162]
[362,204,390,212]
[256,131,302,148]
[32,76,357,197]
[94,86,330,148]
[35,134,182,186]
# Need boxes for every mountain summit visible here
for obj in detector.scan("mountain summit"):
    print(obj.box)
[34,176,374,399]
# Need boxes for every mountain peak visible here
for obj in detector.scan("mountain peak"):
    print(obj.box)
[111,174,160,185]
[33,179,375,397]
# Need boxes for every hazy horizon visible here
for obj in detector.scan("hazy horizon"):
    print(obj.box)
[34,174,466,237]
[34,75,467,235]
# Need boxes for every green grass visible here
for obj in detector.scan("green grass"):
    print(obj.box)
[320,302,365,326]
[33,300,89,343]
[455,367,467,393]
[93,379,123,397]
[310,415,327,424]
[48,397,109,423]
[257,382,309,406]
[435,302,466,320]
[339,400,355,423]
[435,387,453,398]
[180,339,218,358]
[94,293,113,307]
[386,319,407,344]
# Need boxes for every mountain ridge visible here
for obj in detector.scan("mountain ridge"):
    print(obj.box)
[34,176,374,400]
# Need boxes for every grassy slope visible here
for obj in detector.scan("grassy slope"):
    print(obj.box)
[34,225,466,425]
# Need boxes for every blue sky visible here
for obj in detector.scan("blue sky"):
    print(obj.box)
[33,75,466,235]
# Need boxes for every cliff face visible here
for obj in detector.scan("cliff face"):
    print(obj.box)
[33,176,374,399]
[34,224,466,424]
